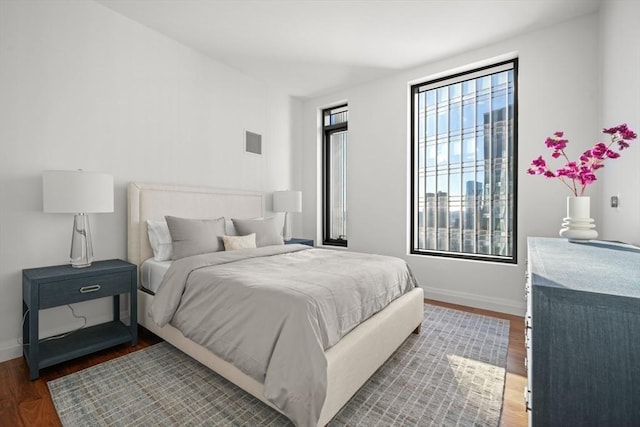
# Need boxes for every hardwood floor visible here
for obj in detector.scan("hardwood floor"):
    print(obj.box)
[0,302,527,427]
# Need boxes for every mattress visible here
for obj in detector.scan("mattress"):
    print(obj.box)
[140,258,171,293]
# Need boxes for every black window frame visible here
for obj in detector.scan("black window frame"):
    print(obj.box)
[410,59,518,263]
[322,104,348,247]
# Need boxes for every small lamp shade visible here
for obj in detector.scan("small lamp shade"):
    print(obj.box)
[43,170,114,268]
[43,170,114,213]
[273,190,302,213]
[273,190,302,242]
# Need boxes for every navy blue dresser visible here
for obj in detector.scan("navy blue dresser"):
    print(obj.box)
[526,237,640,426]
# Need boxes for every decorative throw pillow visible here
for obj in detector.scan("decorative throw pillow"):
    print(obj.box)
[146,220,173,261]
[232,217,283,247]
[165,216,226,260]
[222,233,257,251]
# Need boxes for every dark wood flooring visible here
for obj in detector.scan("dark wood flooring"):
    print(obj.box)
[0,301,526,426]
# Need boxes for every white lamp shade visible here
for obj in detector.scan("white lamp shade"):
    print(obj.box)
[43,170,114,213]
[273,190,302,213]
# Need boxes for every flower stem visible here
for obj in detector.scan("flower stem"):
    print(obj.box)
[560,149,578,195]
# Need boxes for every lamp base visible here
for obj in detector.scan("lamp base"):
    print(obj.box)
[70,213,94,268]
[283,211,292,242]
[71,260,92,268]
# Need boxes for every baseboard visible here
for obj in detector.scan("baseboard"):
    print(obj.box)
[422,286,525,316]
[0,311,131,364]
[0,340,22,363]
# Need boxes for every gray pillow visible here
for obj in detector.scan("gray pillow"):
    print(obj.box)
[165,216,226,260]
[232,217,283,247]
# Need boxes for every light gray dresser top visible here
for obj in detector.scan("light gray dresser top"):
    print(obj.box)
[528,237,640,299]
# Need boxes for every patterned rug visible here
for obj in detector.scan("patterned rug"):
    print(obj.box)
[48,305,509,426]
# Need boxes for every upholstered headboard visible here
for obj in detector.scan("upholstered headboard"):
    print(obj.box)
[127,182,264,272]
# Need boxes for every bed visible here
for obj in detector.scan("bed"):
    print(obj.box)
[127,182,424,426]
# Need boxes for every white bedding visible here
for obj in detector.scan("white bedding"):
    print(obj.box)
[140,258,171,293]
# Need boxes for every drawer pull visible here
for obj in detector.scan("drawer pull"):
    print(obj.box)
[80,284,101,293]
[524,387,532,411]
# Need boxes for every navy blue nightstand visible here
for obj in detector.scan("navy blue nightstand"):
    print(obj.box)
[22,259,137,379]
[284,238,314,247]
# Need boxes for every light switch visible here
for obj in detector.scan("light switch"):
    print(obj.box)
[610,195,619,208]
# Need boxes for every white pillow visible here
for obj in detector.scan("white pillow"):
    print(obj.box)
[225,219,237,236]
[147,220,173,261]
[222,233,257,251]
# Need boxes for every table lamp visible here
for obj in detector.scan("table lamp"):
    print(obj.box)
[273,190,302,241]
[43,170,114,268]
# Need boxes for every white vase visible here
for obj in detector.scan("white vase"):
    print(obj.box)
[559,196,598,242]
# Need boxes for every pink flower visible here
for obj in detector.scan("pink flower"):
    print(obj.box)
[603,123,636,138]
[591,143,607,159]
[531,155,546,167]
[602,125,619,134]
[528,123,636,196]
[603,123,637,149]
[621,129,637,140]
[554,139,568,150]
[606,149,620,159]
[579,172,597,185]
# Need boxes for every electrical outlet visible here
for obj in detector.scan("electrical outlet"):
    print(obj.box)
[610,195,619,208]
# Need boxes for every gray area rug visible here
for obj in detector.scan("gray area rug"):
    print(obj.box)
[48,304,509,426]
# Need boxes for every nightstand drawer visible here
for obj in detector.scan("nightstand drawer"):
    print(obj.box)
[39,272,131,309]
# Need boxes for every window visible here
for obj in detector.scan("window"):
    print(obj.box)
[410,59,518,263]
[323,104,348,246]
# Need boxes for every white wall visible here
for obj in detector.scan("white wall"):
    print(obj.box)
[300,13,601,316]
[0,0,299,362]
[599,0,640,244]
